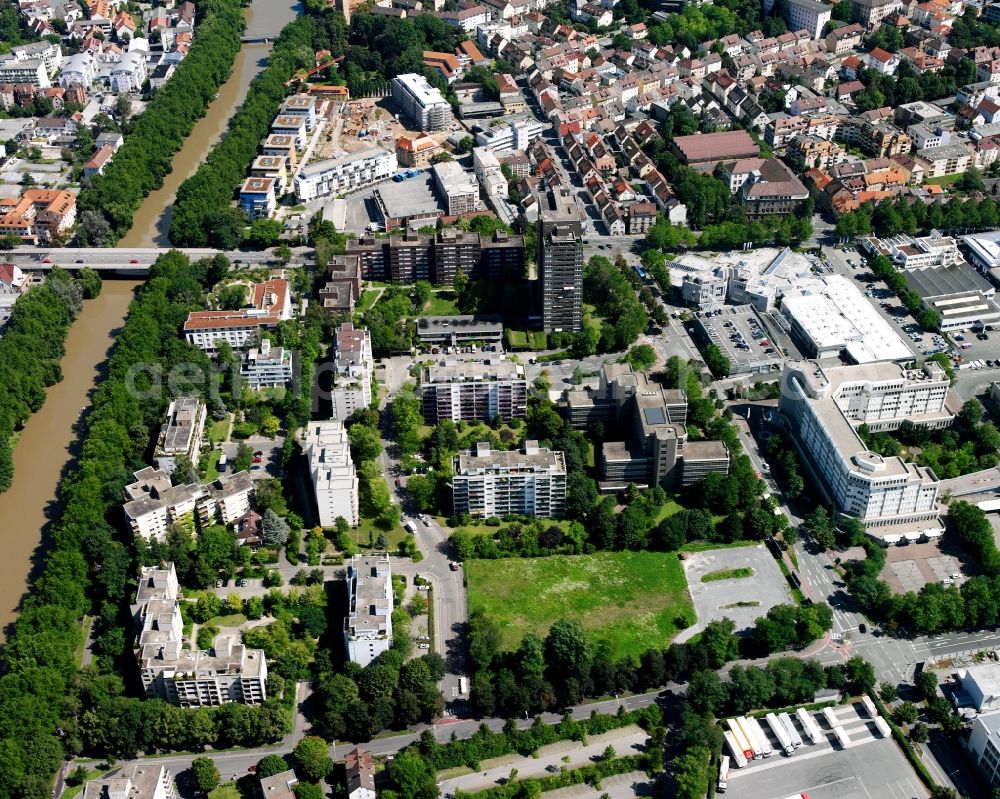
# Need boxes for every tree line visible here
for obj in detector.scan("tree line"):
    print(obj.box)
[467,605,831,719]
[0,268,98,492]
[836,193,1000,243]
[77,0,246,239]
[0,252,293,799]
[169,13,324,246]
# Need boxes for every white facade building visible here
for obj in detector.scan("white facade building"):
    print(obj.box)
[83,764,177,799]
[0,58,49,87]
[132,563,267,707]
[784,0,831,38]
[331,322,374,421]
[345,555,393,667]
[184,278,292,352]
[392,73,453,131]
[10,41,63,77]
[475,117,548,152]
[779,360,951,543]
[305,419,360,528]
[452,441,567,518]
[110,50,147,92]
[241,339,294,388]
[969,711,1000,787]
[294,147,398,201]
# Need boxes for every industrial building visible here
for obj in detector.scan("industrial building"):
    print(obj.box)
[904,263,1000,332]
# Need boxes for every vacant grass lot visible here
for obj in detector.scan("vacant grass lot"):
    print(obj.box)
[466,551,694,659]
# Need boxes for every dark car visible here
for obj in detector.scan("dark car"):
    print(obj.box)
[859,623,868,634]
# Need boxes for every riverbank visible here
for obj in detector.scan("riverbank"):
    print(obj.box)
[0,0,302,639]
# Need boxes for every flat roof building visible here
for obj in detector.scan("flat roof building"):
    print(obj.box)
[962,230,1000,286]
[131,563,267,707]
[453,441,567,518]
[241,339,294,389]
[432,160,481,215]
[305,419,360,528]
[184,278,292,352]
[779,360,951,542]
[345,555,393,666]
[969,711,1000,788]
[671,130,760,167]
[538,187,583,333]
[904,263,1000,332]
[154,397,207,473]
[415,314,503,344]
[392,73,452,131]
[294,147,397,202]
[83,764,177,799]
[332,321,374,421]
[420,357,527,424]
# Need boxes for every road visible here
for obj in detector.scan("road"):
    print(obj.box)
[5,245,303,272]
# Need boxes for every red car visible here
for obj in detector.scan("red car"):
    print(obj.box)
[129,258,140,264]
[252,456,262,463]
[41,257,51,263]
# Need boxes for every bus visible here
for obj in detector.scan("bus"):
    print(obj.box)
[822,707,840,729]
[727,718,754,760]
[874,717,891,738]
[832,725,851,749]
[861,695,878,719]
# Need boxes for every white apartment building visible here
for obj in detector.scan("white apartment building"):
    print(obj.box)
[281,93,318,131]
[123,467,254,540]
[60,52,97,88]
[420,358,528,424]
[345,555,393,667]
[184,278,292,351]
[331,322,374,421]
[110,50,147,92]
[779,361,951,543]
[475,117,548,153]
[784,0,831,38]
[10,40,63,77]
[241,339,294,388]
[83,764,177,799]
[132,564,267,707]
[0,57,49,87]
[916,143,974,178]
[392,73,453,131]
[294,147,398,202]
[305,419,360,527]
[473,147,508,199]
[452,441,567,519]
[154,396,207,472]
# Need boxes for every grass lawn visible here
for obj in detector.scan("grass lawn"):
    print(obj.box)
[450,518,577,536]
[356,289,382,314]
[506,329,529,349]
[466,551,694,659]
[653,500,684,524]
[924,173,965,186]
[353,518,407,551]
[201,448,222,482]
[420,292,460,316]
[207,613,247,627]
[208,784,242,799]
[702,567,753,583]
[63,767,115,799]
[529,330,548,349]
[208,417,230,444]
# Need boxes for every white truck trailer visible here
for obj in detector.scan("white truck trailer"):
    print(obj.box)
[796,707,822,744]
[779,711,803,748]
[765,712,795,756]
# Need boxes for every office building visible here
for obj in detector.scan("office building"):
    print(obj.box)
[420,358,527,423]
[294,147,397,201]
[131,563,267,706]
[184,278,292,351]
[962,230,1000,284]
[392,73,452,131]
[538,187,584,333]
[241,339,294,388]
[779,360,952,543]
[305,419,360,527]
[433,160,481,215]
[345,555,393,666]
[83,764,177,799]
[958,664,1000,713]
[474,117,548,153]
[970,712,1000,788]
[331,321,374,420]
[452,441,567,518]
[863,232,961,270]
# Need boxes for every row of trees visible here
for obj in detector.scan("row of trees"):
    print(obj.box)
[468,605,831,719]
[0,252,286,798]
[169,14,321,246]
[836,193,1000,242]
[77,0,246,238]
[867,254,941,331]
[0,268,98,492]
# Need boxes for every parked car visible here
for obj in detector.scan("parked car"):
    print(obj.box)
[449,561,460,571]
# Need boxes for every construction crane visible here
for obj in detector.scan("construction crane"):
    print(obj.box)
[284,55,345,88]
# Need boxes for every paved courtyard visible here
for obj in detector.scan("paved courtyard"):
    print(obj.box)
[681,544,792,633]
[880,540,965,595]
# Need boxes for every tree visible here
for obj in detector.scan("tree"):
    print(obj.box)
[625,344,657,372]
[878,681,898,702]
[234,443,253,473]
[391,751,438,799]
[909,722,929,744]
[294,736,334,783]
[545,619,592,681]
[261,508,291,547]
[891,700,918,726]
[256,755,289,778]
[190,758,220,793]
[915,670,938,702]
[218,283,248,310]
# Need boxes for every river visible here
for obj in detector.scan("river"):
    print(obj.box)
[0,0,301,640]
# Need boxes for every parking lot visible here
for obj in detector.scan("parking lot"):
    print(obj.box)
[681,544,793,633]
[691,306,787,376]
[220,434,285,480]
[726,704,928,799]
[881,540,967,595]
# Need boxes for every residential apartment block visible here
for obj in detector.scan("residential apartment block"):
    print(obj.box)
[131,563,267,706]
[433,160,482,215]
[538,186,583,333]
[184,278,292,351]
[331,321,374,421]
[452,441,567,518]
[83,764,177,799]
[305,419,360,528]
[391,73,453,131]
[0,188,76,245]
[123,467,254,541]
[153,396,206,473]
[241,339,294,388]
[345,555,393,666]
[779,360,952,543]
[294,147,398,201]
[420,358,527,424]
